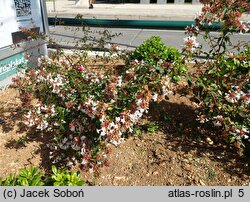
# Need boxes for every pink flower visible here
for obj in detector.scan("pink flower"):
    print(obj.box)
[196,115,207,124]
[74,137,80,144]
[183,36,199,52]
[77,65,84,72]
[213,115,224,127]
[225,91,240,103]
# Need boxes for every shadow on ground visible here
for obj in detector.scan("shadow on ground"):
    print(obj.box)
[149,98,250,181]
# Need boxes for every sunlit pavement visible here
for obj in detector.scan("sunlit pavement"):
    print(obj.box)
[46,1,250,21]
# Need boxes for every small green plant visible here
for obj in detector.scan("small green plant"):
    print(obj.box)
[206,168,217,181]
[162,113,172,122]
[16,136,29,146]
[133,126,142,136]
[133,121,159,135]
[0,166,86,186]
[17,166,44,186]
[0,166,43,186]
[144,121,159,133]
[0,174,18,186]
[46,166,86,186]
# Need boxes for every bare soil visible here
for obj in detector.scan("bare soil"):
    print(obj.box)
[0,87,250,185]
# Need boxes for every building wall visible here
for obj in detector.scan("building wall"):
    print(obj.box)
[140,0,200,3]
[92,0,200,4]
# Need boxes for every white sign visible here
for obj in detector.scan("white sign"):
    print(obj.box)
[0,0,44,48]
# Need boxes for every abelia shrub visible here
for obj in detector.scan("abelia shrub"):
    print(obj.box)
[14,37,185,171]
[184,0,250,156]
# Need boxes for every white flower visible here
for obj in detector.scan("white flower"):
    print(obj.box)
[81,148,86,155]
[97,127,107,137]
[100,116,105,123]
[158,59,163,64]
[25,110,32,119]
[152,93,158,102]
[212,115,224,127]
[120,118,126,124]
[109,137,124,146]
[89,168,94,173]
[225,90,241,103]
[184,36,200,52]
[62,137,68,144]
[117,76,122,87]
[81,159,88,165]
[70,126,75,132]
[36,108,41,114]
[81,142,86,148]
[115,117,121,123]
[27,120,35,127]
[243,135,249,139]
[242,128,249,134]
[109,122,116,129]
[129,114,137,123]
[72,144,81,151]
[92,106,97,113]
[41,105,48,111]
[136,99,142,106]
[196,115,208,124]
[59,144,69,150]
[241,93,250,105]
[54,122,60,126]
[213,121,222,127]
[36,120,48,131]
[100,130,106,136]
[66,161,74,167]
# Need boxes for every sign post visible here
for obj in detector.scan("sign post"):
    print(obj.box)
[0,0,49,89]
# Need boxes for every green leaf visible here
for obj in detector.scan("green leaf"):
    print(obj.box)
[51,165,58,175]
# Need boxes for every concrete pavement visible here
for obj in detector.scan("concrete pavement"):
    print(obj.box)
[46,0,250,21]
[46,1,201,21]
[47,1,250,53]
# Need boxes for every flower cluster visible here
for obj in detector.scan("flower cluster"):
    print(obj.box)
[225,86,250,105]
[183,36,200,53]
[195,0,250,33]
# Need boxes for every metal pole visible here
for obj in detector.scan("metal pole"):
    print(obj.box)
[53,0,56,12]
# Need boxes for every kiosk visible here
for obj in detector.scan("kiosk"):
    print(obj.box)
[0,0,49,89]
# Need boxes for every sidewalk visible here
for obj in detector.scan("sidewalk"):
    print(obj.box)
[46,1,203,21]
[46,1,250,22]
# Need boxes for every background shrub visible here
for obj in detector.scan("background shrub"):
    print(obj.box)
[129,36,182,65]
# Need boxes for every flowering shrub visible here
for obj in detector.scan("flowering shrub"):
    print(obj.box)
[184,0,250,155]
[194,46,250,155]
[13,36,185,172]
